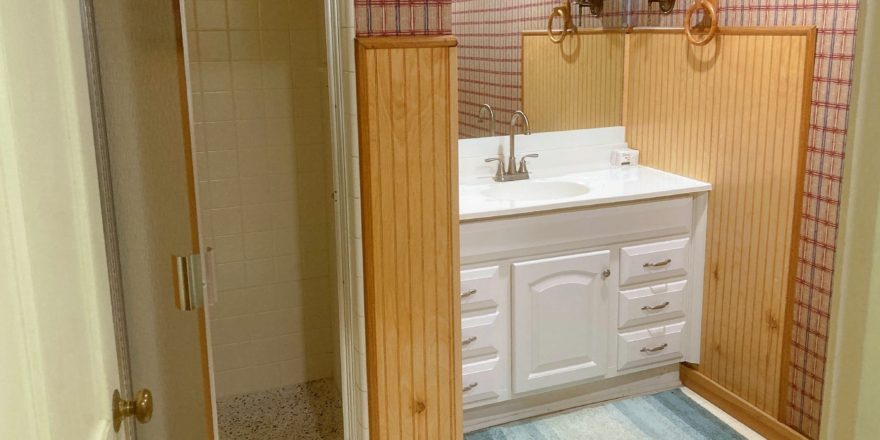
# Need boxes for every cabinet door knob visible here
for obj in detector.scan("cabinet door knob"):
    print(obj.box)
[461,289,477,299]
[640,343,669,353]
[602,269,611,279]
[641,302,671,312]
[463,382,479,393]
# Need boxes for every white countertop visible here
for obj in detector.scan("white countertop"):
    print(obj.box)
[459,166,712,221]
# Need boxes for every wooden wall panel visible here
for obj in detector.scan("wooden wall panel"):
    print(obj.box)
[355,36,463,440]
[625,28,816,418]
[522,30,625,133]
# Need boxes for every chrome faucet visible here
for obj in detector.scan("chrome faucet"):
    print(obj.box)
[477,104,496,137]
[484,110,538,182]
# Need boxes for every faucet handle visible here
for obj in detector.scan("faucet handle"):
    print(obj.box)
[485,157,504,181]
[518,154,539,174]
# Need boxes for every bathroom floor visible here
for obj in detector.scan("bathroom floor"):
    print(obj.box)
[465,388,763,440]
[217,378,343,440]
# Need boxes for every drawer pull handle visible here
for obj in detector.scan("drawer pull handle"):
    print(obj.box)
[641,343,669,353]
[462,336,478,346]
[463,382,479,393]
[643,259,672,269]
[642,302,671,312]
[461,289,477,299]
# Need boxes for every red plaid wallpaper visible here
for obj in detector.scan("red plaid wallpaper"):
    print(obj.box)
[355,0,453,36]
[629,3,861,438]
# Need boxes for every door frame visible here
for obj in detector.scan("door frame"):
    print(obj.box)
[324,0,368,438]
[77,0,137,436]
[77,0,367,438]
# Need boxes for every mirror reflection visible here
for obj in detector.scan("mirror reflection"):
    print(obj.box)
[452,1,629,139]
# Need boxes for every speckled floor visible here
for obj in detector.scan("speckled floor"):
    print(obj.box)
[217,378,343,440]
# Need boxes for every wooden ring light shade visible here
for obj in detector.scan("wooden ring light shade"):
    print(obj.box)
[685,0,719,46]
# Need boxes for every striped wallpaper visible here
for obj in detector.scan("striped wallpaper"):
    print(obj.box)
[354,1,862,438]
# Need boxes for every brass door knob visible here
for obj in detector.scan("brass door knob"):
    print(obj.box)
[113,388,154,432]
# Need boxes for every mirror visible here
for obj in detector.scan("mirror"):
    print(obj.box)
[451,1,628,139]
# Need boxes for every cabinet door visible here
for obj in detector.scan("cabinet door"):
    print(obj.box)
[512,250,611,394]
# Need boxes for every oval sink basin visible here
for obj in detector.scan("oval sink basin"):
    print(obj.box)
[481,181,589,202]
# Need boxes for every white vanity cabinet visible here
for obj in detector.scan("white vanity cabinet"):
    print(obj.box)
[511,251,611,393]
[459,194,709,414]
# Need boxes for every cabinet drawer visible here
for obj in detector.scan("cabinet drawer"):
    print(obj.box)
[462,352,508,408]
[461,308,507,363]
[620,238,689,285]
[618,321,684,371]
[618,280,687,328]
[460,266,504,306]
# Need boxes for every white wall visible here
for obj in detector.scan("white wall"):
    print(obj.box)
[821,2,880,439]
[184,0,338,398]
[0,1,121,438]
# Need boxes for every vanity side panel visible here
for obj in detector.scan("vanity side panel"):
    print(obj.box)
[355,36,463,440]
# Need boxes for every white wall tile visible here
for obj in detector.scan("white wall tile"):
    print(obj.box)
[229,30,261,60]
[199,61,233,91]
[227,0,260,29]
[187,0,338,398]
[197,31,230,61]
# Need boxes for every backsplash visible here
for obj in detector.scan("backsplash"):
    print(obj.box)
[185,0,337,398]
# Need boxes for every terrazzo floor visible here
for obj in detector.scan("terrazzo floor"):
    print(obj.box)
[217,378,343,440]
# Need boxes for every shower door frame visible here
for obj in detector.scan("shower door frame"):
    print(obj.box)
[324,0,368,439]
[79,0,367,437]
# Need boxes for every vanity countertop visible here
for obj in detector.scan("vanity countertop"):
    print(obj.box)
[459,165,711,221]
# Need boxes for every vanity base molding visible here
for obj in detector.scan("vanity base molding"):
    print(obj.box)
[464,364,680,433]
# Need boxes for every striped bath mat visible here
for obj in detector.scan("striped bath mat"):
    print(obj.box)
[465,389,746,440]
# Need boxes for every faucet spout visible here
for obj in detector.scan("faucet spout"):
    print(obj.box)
[508,111,531,174]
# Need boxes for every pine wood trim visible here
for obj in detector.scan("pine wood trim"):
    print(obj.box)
[356,35,463,440]
[630,26,817,36]
[356,35,458,49]
[681,365,807,440]
[778,26,818,421]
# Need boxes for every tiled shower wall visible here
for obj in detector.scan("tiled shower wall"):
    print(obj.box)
[184,0,338,398]
[628,4,861,438]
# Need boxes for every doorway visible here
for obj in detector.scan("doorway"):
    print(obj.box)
[81,0,362,438]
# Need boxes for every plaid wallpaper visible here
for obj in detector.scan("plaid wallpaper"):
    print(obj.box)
[355,0,862,438]
[629,4,861,438]
[355,0,453,36]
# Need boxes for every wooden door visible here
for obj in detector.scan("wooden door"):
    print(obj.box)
[511,250,612,394]
[355,35,462,440]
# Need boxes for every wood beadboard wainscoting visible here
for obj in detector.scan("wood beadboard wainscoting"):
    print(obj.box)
[625,27,816,437]
[355,36,463,439]
[522,30,626,133]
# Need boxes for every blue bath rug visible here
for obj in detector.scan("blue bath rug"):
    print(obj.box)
[465,389,746,440]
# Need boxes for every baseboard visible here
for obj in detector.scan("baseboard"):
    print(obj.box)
[680,365,807,440]
[464,364,681,433]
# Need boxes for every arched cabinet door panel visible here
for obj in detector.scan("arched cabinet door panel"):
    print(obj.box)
[512,250,612,394]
